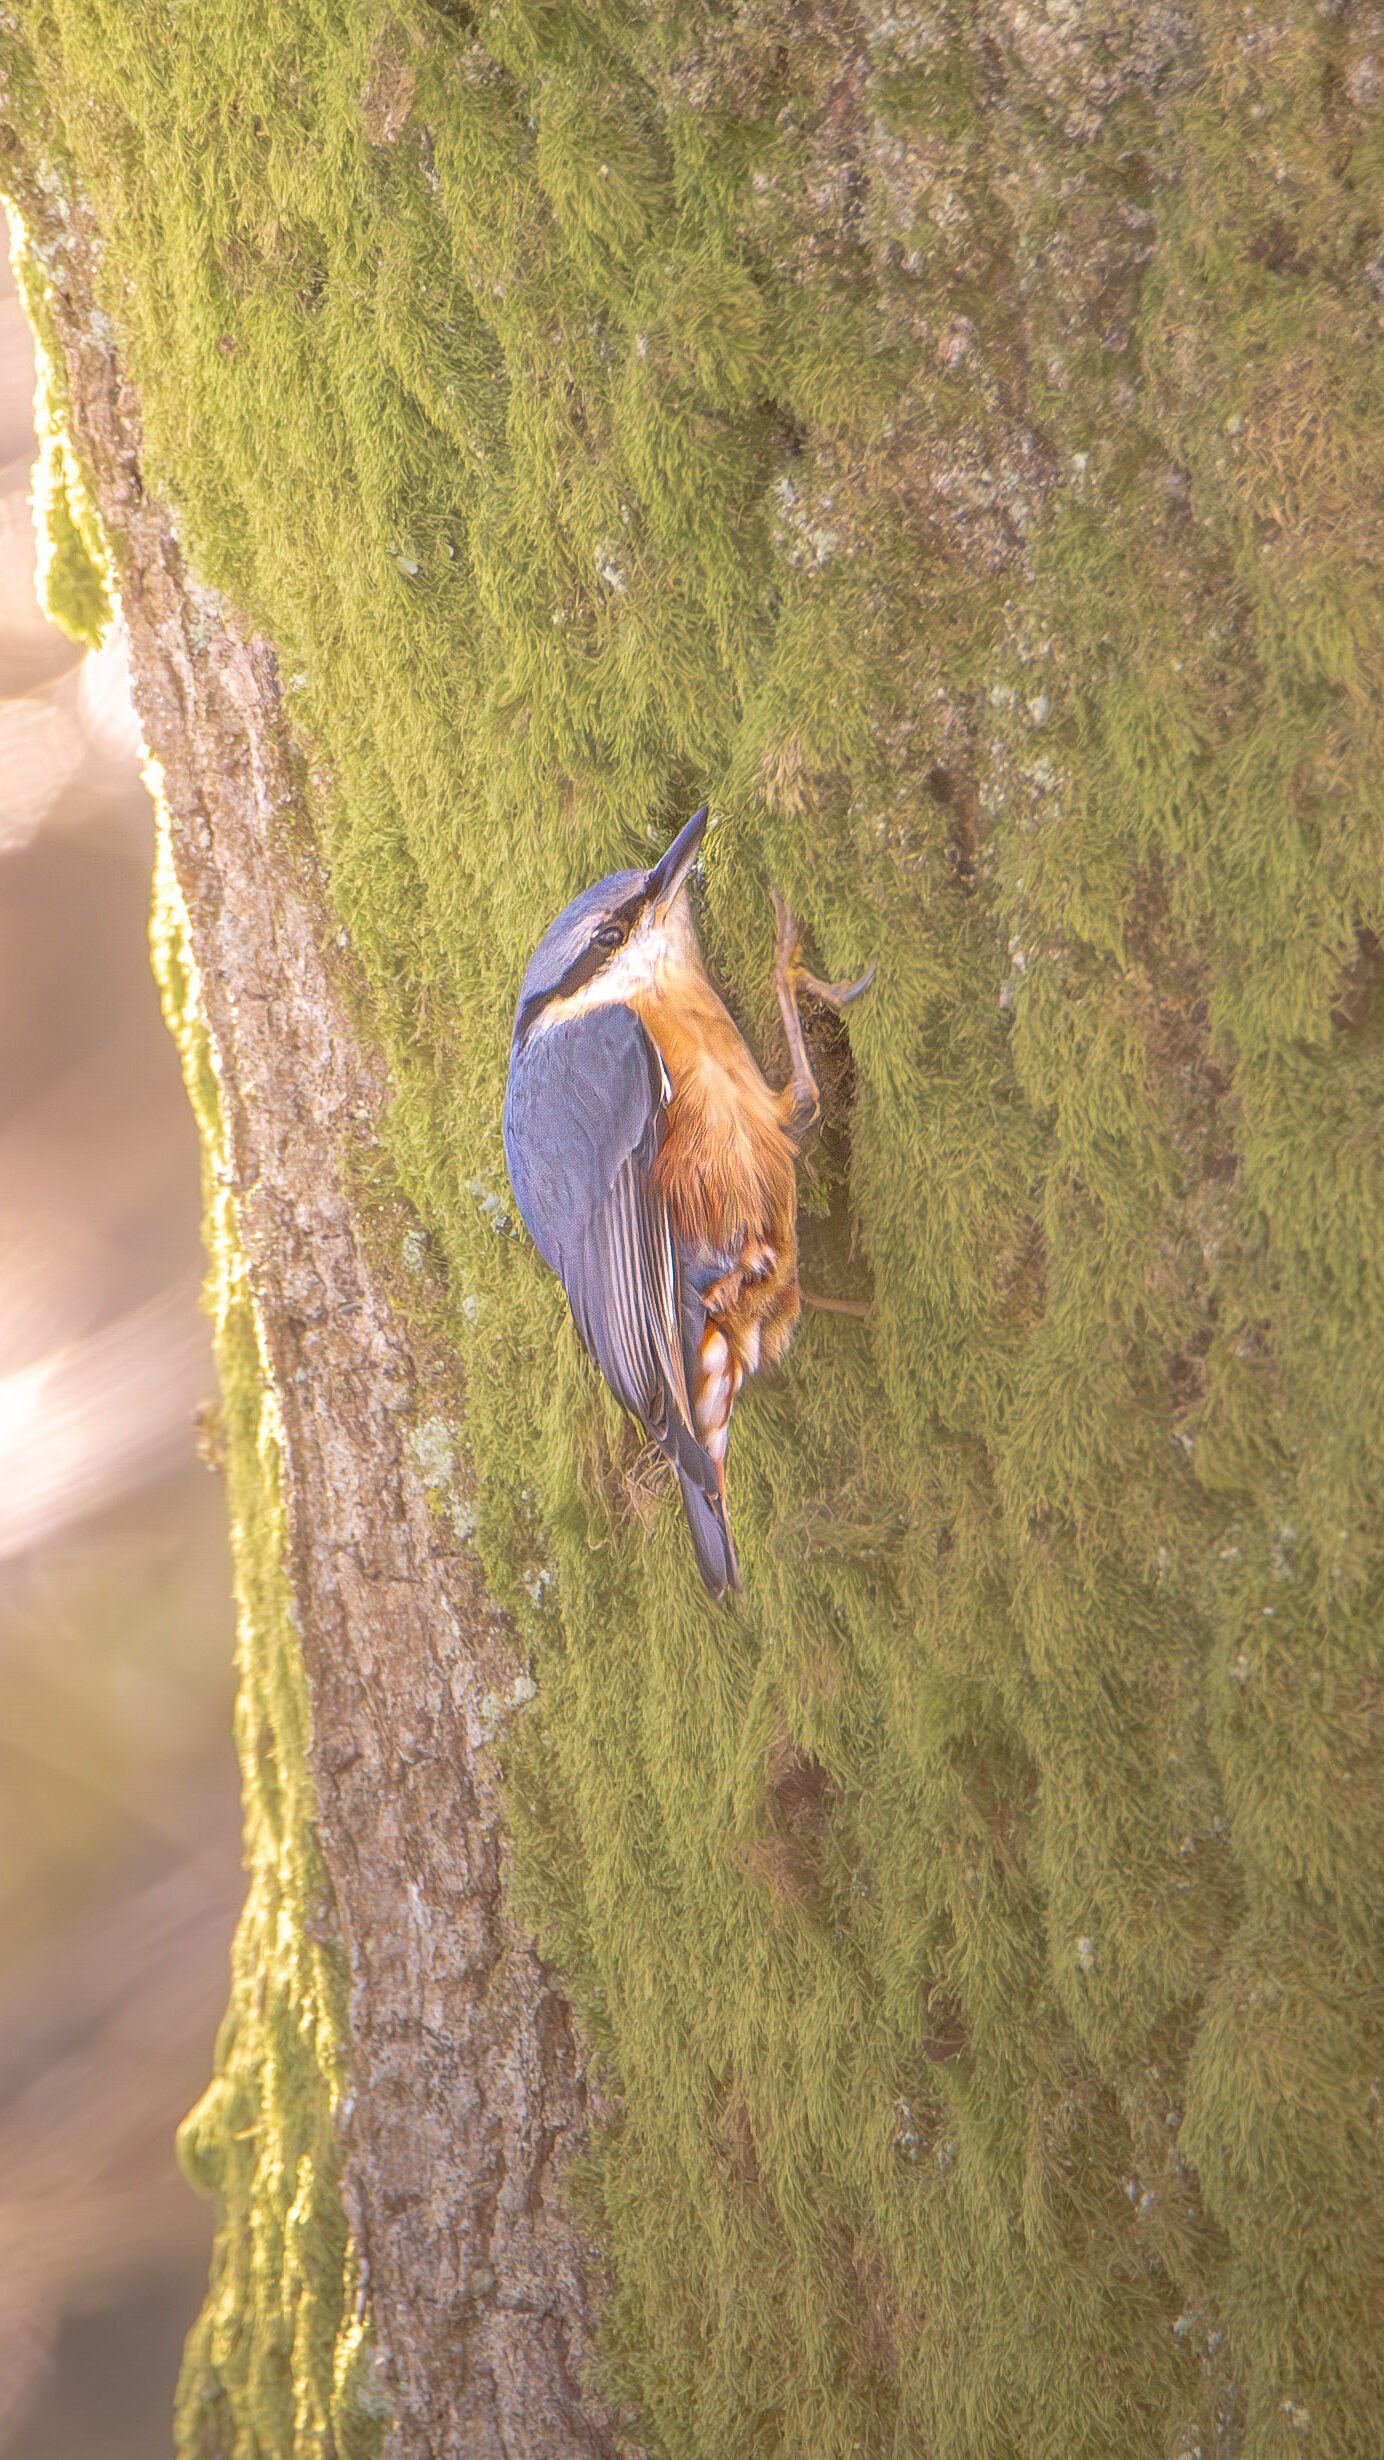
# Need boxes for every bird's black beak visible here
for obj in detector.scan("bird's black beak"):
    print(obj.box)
[645,804,709,924]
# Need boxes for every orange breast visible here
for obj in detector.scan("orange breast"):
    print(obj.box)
[630,975,796,1255]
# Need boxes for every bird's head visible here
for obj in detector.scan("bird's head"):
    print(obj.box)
[513,804,710,1042]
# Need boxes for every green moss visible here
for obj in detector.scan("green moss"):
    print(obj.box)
[7,3,1384,2453]
[34,429,110,642]
[6,205,112,645]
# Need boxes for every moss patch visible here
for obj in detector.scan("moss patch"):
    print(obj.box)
[7,3,1384,2453]
[6,203,113,644]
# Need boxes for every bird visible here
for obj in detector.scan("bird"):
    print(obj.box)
[502,804,873,1597]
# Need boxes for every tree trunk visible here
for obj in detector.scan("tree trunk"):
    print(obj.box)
[2,129,626,2460]
[4,8,1383,2459]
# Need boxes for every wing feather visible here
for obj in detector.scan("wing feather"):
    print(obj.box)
[503,1003,708,1491]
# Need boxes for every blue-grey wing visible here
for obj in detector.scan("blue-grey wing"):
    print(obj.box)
[503,1004,702,1472]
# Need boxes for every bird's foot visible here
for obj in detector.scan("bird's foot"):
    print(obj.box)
[702,1267,745,1317]
[703,1245,775,1319]
[771,890,874,1146]
[771,889,876,1013]
[800,1288,872,1320]
[802,960,877,1012]
[771,886,801,979]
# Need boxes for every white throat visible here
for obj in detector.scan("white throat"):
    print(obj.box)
[533,895,703,1033]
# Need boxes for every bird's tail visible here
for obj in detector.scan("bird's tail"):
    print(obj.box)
[675,1464,741,1601]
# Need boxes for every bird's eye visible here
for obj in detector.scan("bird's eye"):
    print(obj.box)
[594,923,626,951]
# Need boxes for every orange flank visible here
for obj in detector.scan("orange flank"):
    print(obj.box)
[629,962,803,1381]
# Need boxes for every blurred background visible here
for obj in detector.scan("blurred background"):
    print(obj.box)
[0,249,240,2453]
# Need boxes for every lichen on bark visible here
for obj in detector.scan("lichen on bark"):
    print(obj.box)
[5,4,1384,2456]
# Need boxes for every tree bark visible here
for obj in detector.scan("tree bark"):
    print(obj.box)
[2,162,627,2460]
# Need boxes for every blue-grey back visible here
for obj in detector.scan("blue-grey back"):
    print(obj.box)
[503,1001,663,1275]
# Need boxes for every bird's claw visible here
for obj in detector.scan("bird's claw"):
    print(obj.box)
[800,959,877,1013]
[770,889,875,1012]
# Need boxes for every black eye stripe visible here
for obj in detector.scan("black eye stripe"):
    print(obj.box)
[514,893,648,1044]
[593,893,645,953]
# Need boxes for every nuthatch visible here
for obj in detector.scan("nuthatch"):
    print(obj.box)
[503,806,873,1597]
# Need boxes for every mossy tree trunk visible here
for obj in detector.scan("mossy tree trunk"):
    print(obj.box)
[2,139,625,2460]
[4,7,1383,2459]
